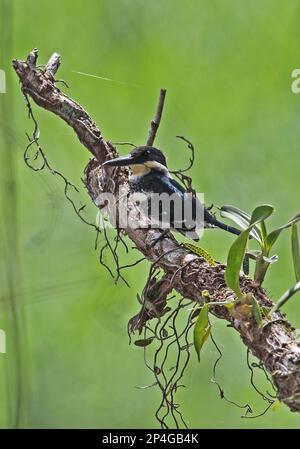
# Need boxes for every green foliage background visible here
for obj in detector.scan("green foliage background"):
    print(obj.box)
[1,0,300,428]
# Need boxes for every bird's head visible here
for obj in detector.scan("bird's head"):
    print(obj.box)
[103,146,168,176]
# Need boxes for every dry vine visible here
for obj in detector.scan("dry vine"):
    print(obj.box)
[12,50,300,428]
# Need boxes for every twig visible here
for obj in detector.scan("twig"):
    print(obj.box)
[146,88,167,146]
[45,52,61,76]
[112,141,137,147]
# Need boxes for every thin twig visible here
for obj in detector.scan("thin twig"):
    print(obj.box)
[45,52,61,76]
[146,88,167,146]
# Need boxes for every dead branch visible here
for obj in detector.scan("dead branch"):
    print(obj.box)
[13,50,300,414]
[146,88,167,146]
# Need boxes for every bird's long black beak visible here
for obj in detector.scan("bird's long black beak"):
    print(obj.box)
[102,154,135,167]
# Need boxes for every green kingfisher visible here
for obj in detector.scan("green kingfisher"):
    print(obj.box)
[103,146,241,241]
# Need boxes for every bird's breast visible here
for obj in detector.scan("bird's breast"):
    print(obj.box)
[129,172,177,195]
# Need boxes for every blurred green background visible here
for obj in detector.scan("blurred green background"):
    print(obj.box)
[1,0,300,429]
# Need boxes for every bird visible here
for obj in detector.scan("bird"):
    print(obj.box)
[103,146,241,241]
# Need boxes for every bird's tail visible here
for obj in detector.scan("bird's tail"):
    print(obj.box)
[212,219,241,236]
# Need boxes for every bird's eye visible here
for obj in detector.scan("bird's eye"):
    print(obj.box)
[145,150,150,155]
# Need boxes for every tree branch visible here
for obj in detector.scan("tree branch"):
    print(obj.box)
[12,50,300,414]
[146,88,167,146]
[13,52,115,163]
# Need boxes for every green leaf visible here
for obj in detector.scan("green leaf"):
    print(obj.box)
[291,224,300,282]
[251,296,263,325]
[220,204,251,227]
[225,205,274,298]
[249,204,274,225]
[226,230,250,298]
[220,205,262,242]
[272,281,300,313]
[260,221,268,245]
[265,213,300,252]
[193,304,211,362]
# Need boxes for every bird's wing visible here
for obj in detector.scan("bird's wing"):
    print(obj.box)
[169,177,209,225]
[161,177,241,236]
[169,177,222,233]
[167,177,187,196]
[167,177,206,237]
